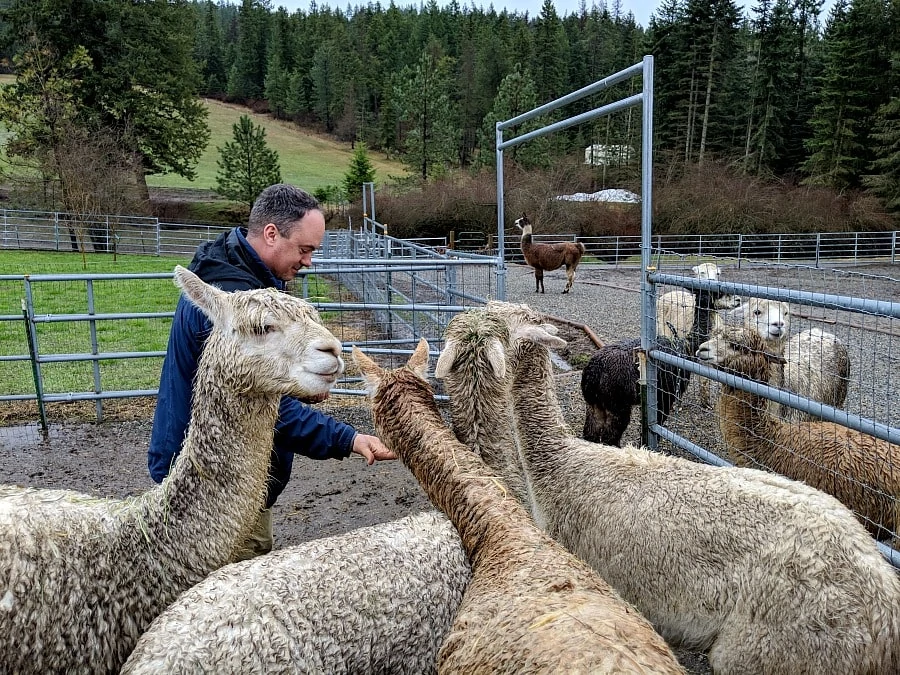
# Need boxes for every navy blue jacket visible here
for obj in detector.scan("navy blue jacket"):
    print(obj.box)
[148,227,355,507]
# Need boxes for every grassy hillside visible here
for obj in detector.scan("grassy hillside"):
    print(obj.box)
[148,99,409,192]
[0,84,408,193]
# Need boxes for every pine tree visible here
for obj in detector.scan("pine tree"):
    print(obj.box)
[864,96,900,211]
[477,63,549,169]
[393,47,460,180]
[802,0,893,190]
[343,142,377,204]
[216,115,282,205]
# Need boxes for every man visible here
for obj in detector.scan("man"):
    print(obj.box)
[149,183,396,559]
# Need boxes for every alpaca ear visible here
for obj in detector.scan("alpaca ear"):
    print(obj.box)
[407,338,430,379]
[434,339,459,379]
[174,266,232,327]
[515,324,567,349]
[485,337,507,380]
[352,346,382,394]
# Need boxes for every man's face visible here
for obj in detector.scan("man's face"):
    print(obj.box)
[255,210,326,282]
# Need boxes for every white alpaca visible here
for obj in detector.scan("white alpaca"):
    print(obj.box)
[122,511,471,674]
[657,263,740,341]
[698,296,791,408]
[779,327,851,422]
[354,340,683,674]
[0,267,345,673]
[437,302,900,675]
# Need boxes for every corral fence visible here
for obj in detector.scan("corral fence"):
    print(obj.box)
[497,54,899,568]
[3,207,898,270]
[0,227,495,432]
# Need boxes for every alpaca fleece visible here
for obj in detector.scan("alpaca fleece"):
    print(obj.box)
[122,511,470,674]
[0,267,344,673]
[356,341,683,674]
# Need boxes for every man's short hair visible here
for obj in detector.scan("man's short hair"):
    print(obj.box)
[248,184,321,237]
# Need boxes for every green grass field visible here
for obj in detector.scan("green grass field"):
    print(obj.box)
[0,250,190,396]
[147,99,408,192]
[0,249,339,398]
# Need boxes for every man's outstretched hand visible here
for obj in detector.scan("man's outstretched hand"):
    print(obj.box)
[351,434,397,465]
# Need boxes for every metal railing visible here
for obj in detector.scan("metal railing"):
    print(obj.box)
[0,229,496,428]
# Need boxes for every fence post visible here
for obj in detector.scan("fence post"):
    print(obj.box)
[54,212,60,251]
[737,233,743,269]
[22,281,48,434]
[892,231,897,265]
[86,279,104,422]
[854,232,859,265]
[615,236,620,268]
[777,234,782,263]
[812,233,819,268]
[156,219,161,257]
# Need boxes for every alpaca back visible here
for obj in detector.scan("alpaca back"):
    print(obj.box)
[122,511,470,674]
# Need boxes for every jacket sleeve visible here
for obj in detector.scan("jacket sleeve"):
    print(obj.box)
[273,396,357,460]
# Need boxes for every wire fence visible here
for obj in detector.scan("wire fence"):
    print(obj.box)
[640,253,900,566]
[2,207,898,268]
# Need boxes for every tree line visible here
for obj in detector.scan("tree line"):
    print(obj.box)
[0,0,897,219]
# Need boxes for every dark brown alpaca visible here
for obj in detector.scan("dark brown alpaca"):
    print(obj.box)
[353,339,682,674]
[514,214,586,294]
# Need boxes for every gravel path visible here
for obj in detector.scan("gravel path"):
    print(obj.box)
[2,258,898,674]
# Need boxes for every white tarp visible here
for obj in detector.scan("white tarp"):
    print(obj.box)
[555,189,641,203]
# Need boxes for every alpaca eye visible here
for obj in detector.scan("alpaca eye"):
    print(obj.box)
[753,309,762,316]
[252,324,275,336]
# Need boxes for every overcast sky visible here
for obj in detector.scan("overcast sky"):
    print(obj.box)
[272,0,836,29]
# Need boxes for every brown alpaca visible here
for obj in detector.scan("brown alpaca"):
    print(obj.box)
[353,340,683,675]
[699,325,900,544]
[514,214,585,294]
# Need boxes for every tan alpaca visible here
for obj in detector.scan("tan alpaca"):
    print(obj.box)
[698,324,899,543]
[354,340,683,674]
[0,267,345,673]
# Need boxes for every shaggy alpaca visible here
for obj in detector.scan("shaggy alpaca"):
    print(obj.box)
[0,267,345,673]
[122,511,471,674]
[514,213,585,294]
[778,327,851,422]
[438,301,900,675]
[697,325,898,542]
[580,286,723,446]
[354,340,683,674]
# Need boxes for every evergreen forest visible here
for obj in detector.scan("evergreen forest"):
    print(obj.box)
[0,0,898,238]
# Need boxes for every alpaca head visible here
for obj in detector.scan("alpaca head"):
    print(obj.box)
[692,262,721,280]
[696,325,785,381]
[435,302,566,383]
[725,297,789,343]
[513,214,532,236]
[174,265,344,398]
[353,338,432,404]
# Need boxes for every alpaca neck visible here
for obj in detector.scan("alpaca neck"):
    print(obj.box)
[510,343,570,457]
[444,360,529,505]
[144,335,279,570]
[373,377,539,567]
[717,383,780,465]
